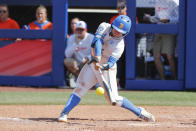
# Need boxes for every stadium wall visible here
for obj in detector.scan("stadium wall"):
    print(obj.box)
[185,0,196,89]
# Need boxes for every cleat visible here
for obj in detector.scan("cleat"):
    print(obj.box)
[139,107,155,122]
[58,113,68,122]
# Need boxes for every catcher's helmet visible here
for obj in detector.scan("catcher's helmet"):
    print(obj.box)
[112,15,131,35]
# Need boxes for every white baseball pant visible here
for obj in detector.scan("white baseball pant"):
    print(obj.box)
[72,63,123,106]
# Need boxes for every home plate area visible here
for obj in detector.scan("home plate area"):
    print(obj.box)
[0,105,196,131]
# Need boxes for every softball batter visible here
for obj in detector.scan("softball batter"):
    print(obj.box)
[58,15,155,122]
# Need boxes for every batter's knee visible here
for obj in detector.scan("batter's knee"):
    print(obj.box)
[73,84,88,98]
[115,99,123,107]
[108,96,123,107]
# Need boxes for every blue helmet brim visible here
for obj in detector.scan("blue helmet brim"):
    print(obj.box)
[112,25,126,34]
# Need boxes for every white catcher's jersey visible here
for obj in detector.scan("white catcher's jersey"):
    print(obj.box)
[95,22,125,64]
[65,32,94,63]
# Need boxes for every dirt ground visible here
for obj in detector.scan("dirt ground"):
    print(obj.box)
[0,86,196,131]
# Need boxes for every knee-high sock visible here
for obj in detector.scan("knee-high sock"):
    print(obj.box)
[121,97,141,116]
[61,93,81,115]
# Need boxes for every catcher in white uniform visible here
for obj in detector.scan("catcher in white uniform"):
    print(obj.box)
[58,15,155,122]
[64,21,94,77]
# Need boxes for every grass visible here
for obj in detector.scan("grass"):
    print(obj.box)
[0,90,196,106]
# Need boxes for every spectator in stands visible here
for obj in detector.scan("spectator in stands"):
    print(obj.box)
[25,5,52,30]
[64,21,94,87]
[0,4,20,41]
[68,17,80,37]
[110,0,127,24]
[143,0,178,80]
[110,0,127,88]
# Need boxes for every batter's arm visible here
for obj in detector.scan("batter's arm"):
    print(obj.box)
[90,48,102,70]
[90,33,104,70]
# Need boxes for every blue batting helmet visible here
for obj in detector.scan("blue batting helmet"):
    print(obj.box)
[112,15,131,35]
